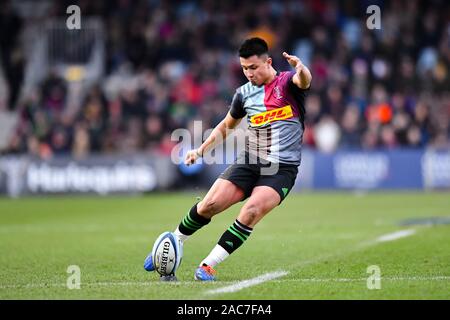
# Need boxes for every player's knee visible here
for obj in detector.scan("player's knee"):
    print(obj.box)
[197,199,220,218]
[240,203,262,225]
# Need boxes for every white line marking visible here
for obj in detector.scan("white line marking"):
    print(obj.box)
[205,228,421,296]
[375,229,416,243]
[0,228,424,294]
[270,276,450,283]
[0,280,225,290]
[206,271,289,295]
[3,276,449,291]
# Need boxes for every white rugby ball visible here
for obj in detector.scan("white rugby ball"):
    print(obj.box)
[152,232,183,276]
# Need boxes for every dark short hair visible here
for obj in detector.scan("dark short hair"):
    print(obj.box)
[238,37,269,58]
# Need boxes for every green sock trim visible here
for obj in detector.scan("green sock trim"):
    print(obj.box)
[230,225,249,240]
[182,217,199,231]
[185,214,202,227]
[227,226,247,243]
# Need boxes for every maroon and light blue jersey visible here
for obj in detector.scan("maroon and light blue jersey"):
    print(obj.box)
[229,71,308,165]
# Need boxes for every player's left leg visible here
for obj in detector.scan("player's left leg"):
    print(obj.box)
[194,186,280,281]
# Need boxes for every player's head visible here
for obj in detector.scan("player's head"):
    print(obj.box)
[239,37,273,86]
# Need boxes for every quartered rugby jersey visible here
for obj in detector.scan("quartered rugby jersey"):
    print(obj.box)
[229,71,308,165]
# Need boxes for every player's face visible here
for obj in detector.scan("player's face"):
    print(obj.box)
[240,55,272,86]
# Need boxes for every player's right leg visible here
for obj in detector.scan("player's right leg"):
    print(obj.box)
[174,178,245,239]
[144,178,244,272]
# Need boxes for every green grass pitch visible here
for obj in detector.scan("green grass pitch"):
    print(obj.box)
[0,192,449,299]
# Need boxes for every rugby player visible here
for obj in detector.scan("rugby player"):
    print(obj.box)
[144,37,312,281]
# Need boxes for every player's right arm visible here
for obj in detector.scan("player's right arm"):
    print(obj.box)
[185,90,246,166]
[184,111,242,166]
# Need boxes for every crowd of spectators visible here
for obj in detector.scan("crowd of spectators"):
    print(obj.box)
[1,0,450,159]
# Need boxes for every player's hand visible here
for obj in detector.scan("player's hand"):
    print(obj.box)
[283,52,303,70]
[184,149,202,166]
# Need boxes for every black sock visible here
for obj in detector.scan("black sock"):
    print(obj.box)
[178,203,211,236]
[218,219,253,254]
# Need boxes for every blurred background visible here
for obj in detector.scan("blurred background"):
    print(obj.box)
[0,0,449,197]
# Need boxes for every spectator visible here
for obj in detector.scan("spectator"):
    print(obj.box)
[1,0,449,157]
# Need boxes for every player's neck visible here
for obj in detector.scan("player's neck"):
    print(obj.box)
[263,68,278,85]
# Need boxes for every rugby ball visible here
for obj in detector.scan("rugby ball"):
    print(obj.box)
[152,232,183,276]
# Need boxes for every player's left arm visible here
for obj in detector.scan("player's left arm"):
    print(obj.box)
[282,52,312,89]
